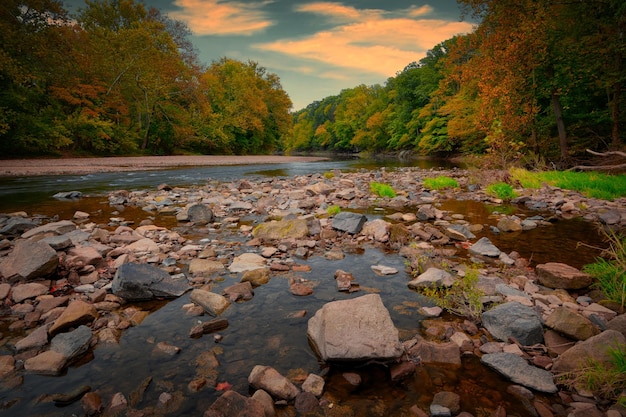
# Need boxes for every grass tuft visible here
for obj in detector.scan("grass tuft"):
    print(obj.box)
[370,182,396,198]
[423,176,459,190]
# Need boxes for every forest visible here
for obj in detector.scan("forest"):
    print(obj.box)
[288,0,626,167]
[1,0,625,165]
[0,0,292,156]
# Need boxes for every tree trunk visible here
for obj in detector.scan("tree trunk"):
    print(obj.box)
[609,83,621,148]
[551,90,568,159]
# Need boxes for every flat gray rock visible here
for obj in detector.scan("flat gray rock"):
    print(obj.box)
[331,212,367,234]
[112,263,191,301]
[468,237,501,257]
[482,302,543,345]
[481,352,557,393]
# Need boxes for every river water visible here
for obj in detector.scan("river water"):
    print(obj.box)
[0,158,607,416]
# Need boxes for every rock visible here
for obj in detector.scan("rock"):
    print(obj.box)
[187,203,214,224]
[552,330,626,373]
[332,212,368,234]
[189,259,225,276]
[497,217,523,232]
[545,307,600,340]
[48,300,98,336]
[536,262,592,290]
[50,325,92,362]
[0,217,36,236]
[248,365,299,401]
[21,220,77,238]
[153,341,181,356]
[543,330,575,356]
[204,390,265,417]
[68,246,103,266]
[253,218,309,240]
[250,389,275,417]
[390,360,416,381]
[371,264,398,275]
[307,294,403,361]
[432,391,461,415]
[42,235,72,250]
[481,352,557,393]
[189,318,229,338]
[228,253,267,273]
[241,269,270,286]
[81,392,102,416]
[53,191,83,200]
[599,209,622,225]
[0,355,15,378]
[0,283,10,300]
[289,280,313,296]
[223,281,254,302]
[406,338,461,367]
[0,239,59,282]
[407,267,455,289]
[362,219,390,242]
[606,313,626,337]
[190,289,231,316]
[24,350,66,375]
[445,224,475,240]
[15,323,51,351]
[294,391,319,413]
[302,373,325,397]
[112,263,191,301]
[125,238,159,253]
[482,302,544,345]
[12,282,49,303]
[468,237,501,257]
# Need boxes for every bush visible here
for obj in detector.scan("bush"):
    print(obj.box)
[423,176,459,190]
[370,182,396,198]
[486,182,517,200]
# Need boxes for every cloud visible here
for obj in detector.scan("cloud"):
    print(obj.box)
[255,3,473,78]
[170,0,273,36]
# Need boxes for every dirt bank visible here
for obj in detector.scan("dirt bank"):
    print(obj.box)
[0,155,329,177]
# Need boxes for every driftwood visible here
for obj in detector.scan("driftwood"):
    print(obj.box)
[569,149,626,171]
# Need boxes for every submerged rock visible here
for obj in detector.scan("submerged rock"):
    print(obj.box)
[307,294,403,361]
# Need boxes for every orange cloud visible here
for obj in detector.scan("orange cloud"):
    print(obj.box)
[170,0,273,36]
[255,3,473,77]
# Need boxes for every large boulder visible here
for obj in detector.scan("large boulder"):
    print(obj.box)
[482,302,544,345]
[0,239,58,282]
[552,330,626,374]
[252,218,309,240]
[111,263,191,301]
[536,262,592,290]
[307,294,403,362]
[481,352,557,393]
[331,212,367,234]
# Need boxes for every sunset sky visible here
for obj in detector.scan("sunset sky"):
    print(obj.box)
[66,0,475,110]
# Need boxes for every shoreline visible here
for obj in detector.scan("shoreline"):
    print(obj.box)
[0,155,329,177]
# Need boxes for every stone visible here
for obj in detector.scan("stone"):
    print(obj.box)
[253,218,309,240]
[606,313,626,337]
[42,235,72,250]
[432,391,461,415]
[331,212,368,234]
[24,350,66,375]
[241,268,270,286]
[543,330,575,356]
[12,282,49,303]
[497,217,523,232]
[189,259,225,276]
[481,353,557,393]
[302,373,325,397]
[552,330,626,373]
[50,325,93,362]
[599,209,622,225]
[0,239,58,282]
[0,283,10,300]
[248,365,300,400]
[125,238,159,253]
[307,294,403,361]
[228,253,267,273]
[407,267,455,289]
[0,217,36,236]
[362,219,390,242]
[536,262,592,290]
[468,237,501,257]
[0,355,15,378]
[250,389,275,417]
[112,263,191,301]
[190,289,231,316]
[48,300,98,336]
[15,323,51,352]
[81,392,102,416]
[390,360,416,381]
[482,302,544,346]
[406,338,461,368]
[294,391,319,413]
[68,246,103,266]
[187,203,214,224]
[21,220,76,238]
[223,281,254,302]
[204,390,265,417]
[52,191,83,200]
[371,264,398,275]
[545,306,600,340]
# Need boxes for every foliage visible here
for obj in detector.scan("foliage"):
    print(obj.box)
[323,171,334,179]
[423,176,459,190]
[583,228,626,313]
[326,205,341,216]
[560,344,626,403]
[419,266,484,322]
[510,169,626,200]
[370,182,397,198]
[486,182,517,200]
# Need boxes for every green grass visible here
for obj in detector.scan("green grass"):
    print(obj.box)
[510,168,626,201]
[370,182,396,198]
[326,205,341,215]
[323,171,334,179]
[423,176,459,190]
[486,182,517,200]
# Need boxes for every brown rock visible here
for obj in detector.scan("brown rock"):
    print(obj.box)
[223,281,254,302]
[536,263,592,290]
[48,300,98,336]
[545,306,600,340]
[36,295,69,313]
[81,392,102,416]
[0,239,59,282]
[12,282,49,303]
[24,350,66,375]
[241,268,270,286]
[68,246,103,266]
[203,390,265,417]
[390,360,416,381]
[0,355,15,377]
[552,330,626,373]
[406,337,461,368]
[294,391,319,413]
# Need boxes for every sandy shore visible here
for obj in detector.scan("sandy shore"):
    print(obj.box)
[0,155,329,177]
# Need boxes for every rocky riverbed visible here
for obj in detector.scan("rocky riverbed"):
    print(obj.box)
[0,166,625,417]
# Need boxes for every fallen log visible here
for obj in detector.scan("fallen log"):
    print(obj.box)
[568,149,626,171]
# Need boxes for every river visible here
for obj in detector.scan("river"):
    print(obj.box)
[0,157,607,417]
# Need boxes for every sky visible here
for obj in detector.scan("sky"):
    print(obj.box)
[65,0,475,110]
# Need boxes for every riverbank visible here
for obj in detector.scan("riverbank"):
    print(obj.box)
[0,155,329,177]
